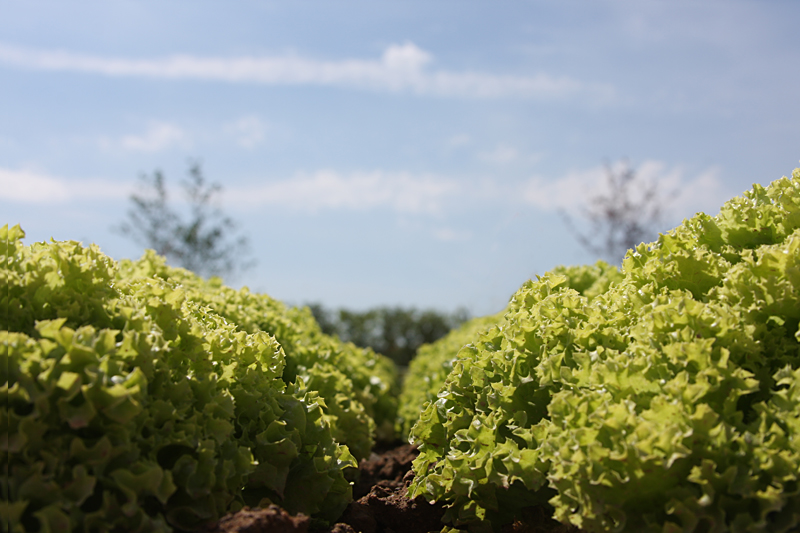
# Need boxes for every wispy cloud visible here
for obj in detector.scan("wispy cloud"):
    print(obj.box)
[522,166,607,212]
[479,144,519,164]
[100,121,190,152]
[0,42,612,100]
[224,116,266,148]
[226,170,459,214]
[0,165,461,213]
[0,167,130,203]
[521,160,733,220]
[659,166,731,219]
[2,160,732,224]
[432,227,472,242]
[446,134,472,149]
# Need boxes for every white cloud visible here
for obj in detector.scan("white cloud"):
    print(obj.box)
[618,160,732,219]
[224,116,266,148]
[522,167,605,212]
[226,170,459,214]
[432,227,471,242]
[521,160,734,221]
[0,42,612,100]
[1,160,733,225]
[381,42,432,71]
[661,166,731,219]
[0,167,130,204]
[479,144,519,164]
[109,121,189,152]
[446,134,471,149]
[443,134,472,156]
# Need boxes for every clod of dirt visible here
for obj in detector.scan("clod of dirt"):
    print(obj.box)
[353,443,419,499]
[206,505,309,533]
[337,470,446,533]
[206,444,446,533]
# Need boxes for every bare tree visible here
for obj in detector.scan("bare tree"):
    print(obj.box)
[114,162,254,280]
[561,159,672,263]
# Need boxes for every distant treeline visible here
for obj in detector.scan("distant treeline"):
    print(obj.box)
[306,304,470,367]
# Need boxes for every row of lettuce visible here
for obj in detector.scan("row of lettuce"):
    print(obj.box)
[407,170,800,532]
[3,168,800,532]
[2,229,397,532]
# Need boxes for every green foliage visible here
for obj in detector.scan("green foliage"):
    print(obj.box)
[118,253,399,455]
[400,262,621,441]
[308,304,469,367]
[408,170,800,533]
[1,227,360,532]
[399,312,504,440]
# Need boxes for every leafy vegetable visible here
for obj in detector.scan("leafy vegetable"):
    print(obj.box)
[399,312,504,440]
[408,170,800,532]
[117,251,399,460]
[1,227,357,532]
[399,262,621,441]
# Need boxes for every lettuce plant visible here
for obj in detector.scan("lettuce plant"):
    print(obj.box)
[117,251,399,460]
[399,262,621,441]
[399,312,504,440]
[409,170,800,532]
[1,226,356,532]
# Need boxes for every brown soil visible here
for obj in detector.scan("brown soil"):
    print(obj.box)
[205,443,444,533]
[207,505,311,533]
[351,442,418,499]
[205,443,577,533]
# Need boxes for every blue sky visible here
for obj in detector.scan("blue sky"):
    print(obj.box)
[2,0,799,315]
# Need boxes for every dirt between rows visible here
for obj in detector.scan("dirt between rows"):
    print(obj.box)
[204,443,579,533]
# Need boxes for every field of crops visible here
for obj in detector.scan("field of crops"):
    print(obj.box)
[3,168,800,532]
